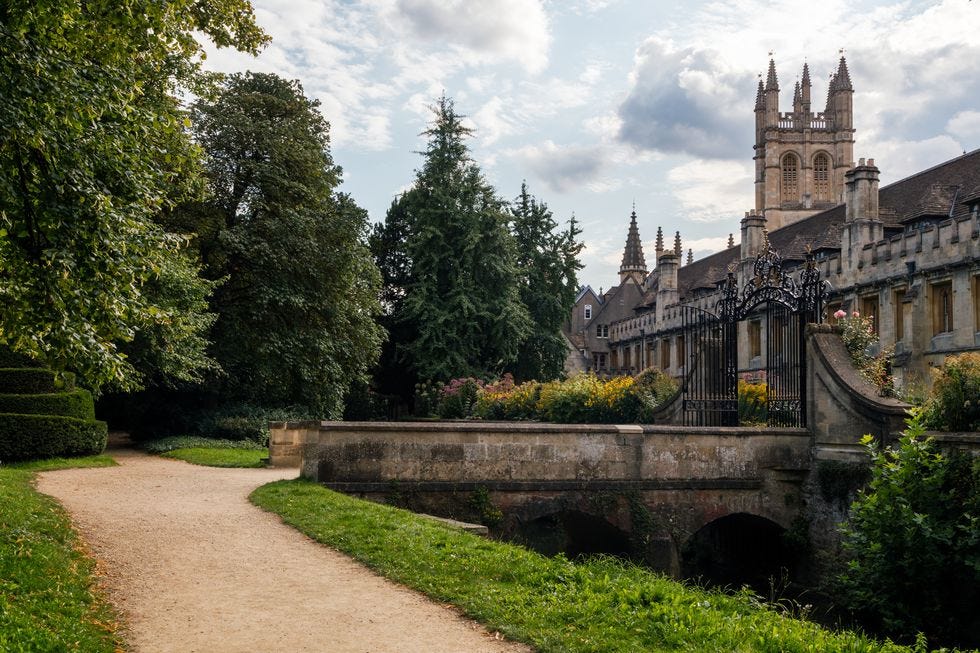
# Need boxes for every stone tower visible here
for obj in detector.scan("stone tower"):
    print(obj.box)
[619,208,647,283]
[754,56,855,230]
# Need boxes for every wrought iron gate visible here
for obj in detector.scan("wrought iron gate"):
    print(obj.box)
[681,239,825,427]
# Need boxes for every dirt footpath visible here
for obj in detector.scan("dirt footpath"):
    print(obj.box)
[37,449,531,653]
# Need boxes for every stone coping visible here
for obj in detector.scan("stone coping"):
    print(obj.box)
[270,420,809,437]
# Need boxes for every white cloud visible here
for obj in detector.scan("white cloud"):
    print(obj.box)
[946,111,980,146]
[862,135,966,185]
[390,0,551,73]
[666,159,754,223]
[506,140,609,193]
[472,96,518,145]
[617,37,755,158]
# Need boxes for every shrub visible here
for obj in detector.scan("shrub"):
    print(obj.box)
[919,352,980,432]
[738,381,767,425]
[474,376,542,420]
[0,346,42,368]
[413,380,442,418]
[437,378,483,418]
[0,414,108,462]
[0,389,96,420]
[0,368,75,393]
[838,413,980,648]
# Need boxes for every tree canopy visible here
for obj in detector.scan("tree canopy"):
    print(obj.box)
[0,0,267,391]
[184,72,383,417]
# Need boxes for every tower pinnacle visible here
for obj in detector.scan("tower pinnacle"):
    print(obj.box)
[619,209,647,283]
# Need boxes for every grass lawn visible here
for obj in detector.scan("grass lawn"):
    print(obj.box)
[251,479,921,653]
[0,455,123,652]
[161,446,268,468]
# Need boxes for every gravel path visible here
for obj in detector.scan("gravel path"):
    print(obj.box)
[37,448,531,653]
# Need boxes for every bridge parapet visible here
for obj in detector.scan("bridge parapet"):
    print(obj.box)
[270,421,809,486]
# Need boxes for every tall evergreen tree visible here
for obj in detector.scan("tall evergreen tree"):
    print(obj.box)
[184,72,383,417]
[397,97,531,383]
[508,182,583,382]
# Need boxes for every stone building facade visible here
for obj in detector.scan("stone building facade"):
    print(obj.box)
[566,57,980,391]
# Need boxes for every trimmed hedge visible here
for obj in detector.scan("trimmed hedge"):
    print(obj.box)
[0,346,42,368]
[0,414,107,462]
[0,369,75,394]
[0,389,96,420]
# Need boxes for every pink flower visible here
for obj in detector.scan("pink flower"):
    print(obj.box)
[852,311,860,318]
[833,309,846,319]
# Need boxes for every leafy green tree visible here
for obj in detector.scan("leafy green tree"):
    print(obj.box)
[185,72,383,417]
[0,0,266,391]
[398,97,531,383]
[838,414,980,648]
[508,182,583,382]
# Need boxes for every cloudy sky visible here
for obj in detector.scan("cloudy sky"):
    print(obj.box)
[201,0,980,291]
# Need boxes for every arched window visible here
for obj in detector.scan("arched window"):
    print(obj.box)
[813,153,830,201]
[781,154,799,203]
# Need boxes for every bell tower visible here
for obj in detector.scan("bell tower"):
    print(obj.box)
[754,55,855,230]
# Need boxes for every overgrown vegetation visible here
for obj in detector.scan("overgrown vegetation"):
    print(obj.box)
[836,311,894,396]
[838,413,980,649]
[0,456,122,652]
[140,435,268,454]
[252,478,919,653]
[918,352,980,432]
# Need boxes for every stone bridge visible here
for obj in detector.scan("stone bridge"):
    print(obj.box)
[269,330,979,587]
[271,421,812,583]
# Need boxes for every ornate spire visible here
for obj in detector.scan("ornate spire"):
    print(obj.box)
[686,248,693,265]
[801,62,811,87]
[765,58,779,91]
[728,233,735,248]
[619,209,647,277]
[792,80,801,112]
[673,230,682,257]
[655,225,664,253]
[834,55,852,91]
[754,77,765,111]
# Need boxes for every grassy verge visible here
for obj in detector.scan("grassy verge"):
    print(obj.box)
[251,479,920,653]
[0,455,123,652]
[161,447,268,468]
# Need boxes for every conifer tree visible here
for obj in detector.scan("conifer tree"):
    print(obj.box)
[397,97,531,383]
[508,182,583,382]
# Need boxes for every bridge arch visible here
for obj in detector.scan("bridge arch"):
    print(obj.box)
[514,508,632,560]
[681,512,797,592]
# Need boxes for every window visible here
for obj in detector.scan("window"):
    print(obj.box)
[974,276,980,332]
[676,335,686,369]
[661,339,670,370]
[584,304,592,320]
[813,153,830,201]
[599,353,607,370]
[932,282,953,335]
[781,153,799,203]
[894,289,906,342]
[748,320,762,358]
[595,324,609,338]
[860,295,880,335]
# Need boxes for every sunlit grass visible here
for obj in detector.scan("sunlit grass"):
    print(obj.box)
[162,446,268,468]
[252,479,920,653]
[0,457,123,652]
